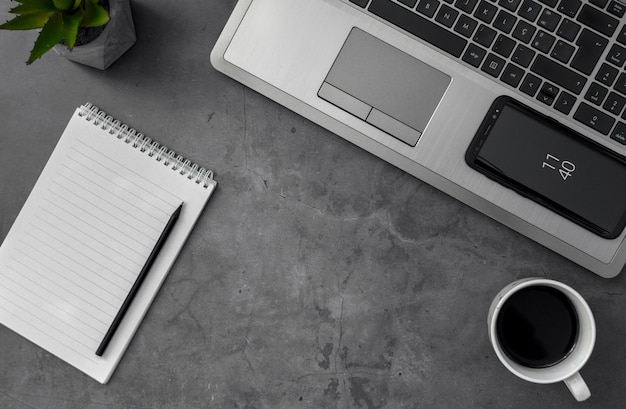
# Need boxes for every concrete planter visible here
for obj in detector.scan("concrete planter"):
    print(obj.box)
[54,0,136,70]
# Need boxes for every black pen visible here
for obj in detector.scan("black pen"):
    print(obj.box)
[96,202,183,356]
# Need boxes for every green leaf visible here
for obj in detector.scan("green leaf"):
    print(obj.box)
[82,0,108,28]
[10,0,56,15]
[53,0,75,11]
[0,13,53,30]
[62,7,82,49]
[27,13,64,64]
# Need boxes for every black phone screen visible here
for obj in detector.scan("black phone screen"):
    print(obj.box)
[465,97,626,239]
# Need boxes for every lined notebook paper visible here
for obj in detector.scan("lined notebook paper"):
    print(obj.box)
[0,103,217,383]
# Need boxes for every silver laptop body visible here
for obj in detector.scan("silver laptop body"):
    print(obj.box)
[211,0,626,278]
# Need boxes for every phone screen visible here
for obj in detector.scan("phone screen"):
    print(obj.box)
[465,97,626,239]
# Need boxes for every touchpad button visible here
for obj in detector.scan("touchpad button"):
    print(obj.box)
[318,28,450,146]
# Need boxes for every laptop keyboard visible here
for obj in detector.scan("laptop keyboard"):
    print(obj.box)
[346,0,626,146]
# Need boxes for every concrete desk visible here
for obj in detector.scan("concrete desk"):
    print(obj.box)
[1,1,625,408]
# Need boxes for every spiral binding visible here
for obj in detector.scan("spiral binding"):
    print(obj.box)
[78,103,214,188]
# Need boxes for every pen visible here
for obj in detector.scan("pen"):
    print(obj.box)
[96,202,183,356]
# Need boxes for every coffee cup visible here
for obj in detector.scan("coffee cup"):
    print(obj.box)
[488,278,596,401]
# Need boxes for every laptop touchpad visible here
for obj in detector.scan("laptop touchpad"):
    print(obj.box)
[318,28,450,146]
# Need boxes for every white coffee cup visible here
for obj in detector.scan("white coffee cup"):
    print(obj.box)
[488,278,596,402]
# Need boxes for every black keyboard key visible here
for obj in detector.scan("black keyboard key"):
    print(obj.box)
[615,72,626,95]
[493,34,516,57]
[398,0,417,6]
[474,0,498,23]
[536,94,555,106]
[537,82,559,105]
[551,40,575,64]
[501,63,525,87]
[369,0,468,57]
[512,44,535,67]
[556,18,581,42]
[499,0,522,12]
[493,10,517,33]
[436,4,459,27]
[574,103,615,135]
[611,122,626,145]
[532,30,556,53]
[456,0,479,13]
[554,91,577,114]
[608,1,626,17]
[350,0,370,7]
[596,63,619,86]
[557,0,582,18]
[603,92,626,115]
[585,82,609,105]
[454,15,479,37]
[512,20,536,43]
[474,24,497,47]
[531,54,587,93]
[576,4,619,37]
[570,29,608,75]
[520,73,542,96]
[607,44,626,68]
[519,0,542,21]
[481,53,506,76]
[538,9,561,32]
[463,43,487,66]
[542,83,559,97]
[417,0,440,18]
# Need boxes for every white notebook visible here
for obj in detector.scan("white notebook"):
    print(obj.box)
[0,103,217,383]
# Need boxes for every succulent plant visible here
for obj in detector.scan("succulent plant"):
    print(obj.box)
[0,0,109,64]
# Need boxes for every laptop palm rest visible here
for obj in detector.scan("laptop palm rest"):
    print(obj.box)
[318,28,450,146]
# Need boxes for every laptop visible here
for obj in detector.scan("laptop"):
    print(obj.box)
[211,0,626,278]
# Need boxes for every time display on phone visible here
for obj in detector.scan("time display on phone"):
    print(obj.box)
[542,154,575,181]
[465,97,626,239]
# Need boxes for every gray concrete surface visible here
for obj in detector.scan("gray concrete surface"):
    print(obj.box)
[1,1,625,408]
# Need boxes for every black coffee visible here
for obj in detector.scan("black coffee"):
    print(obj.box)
[496,285,579,368]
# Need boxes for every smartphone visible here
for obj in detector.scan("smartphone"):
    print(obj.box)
[465,96,626,239]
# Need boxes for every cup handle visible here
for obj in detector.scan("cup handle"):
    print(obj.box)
[564,372,591,402]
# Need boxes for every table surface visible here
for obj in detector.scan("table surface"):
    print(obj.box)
[1,1,625,408]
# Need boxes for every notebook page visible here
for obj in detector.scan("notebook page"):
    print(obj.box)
[0,107,216,383]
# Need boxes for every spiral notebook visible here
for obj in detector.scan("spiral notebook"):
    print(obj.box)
[0,103,217,383]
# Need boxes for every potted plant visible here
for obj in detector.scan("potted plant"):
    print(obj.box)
[0,0,136,69]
